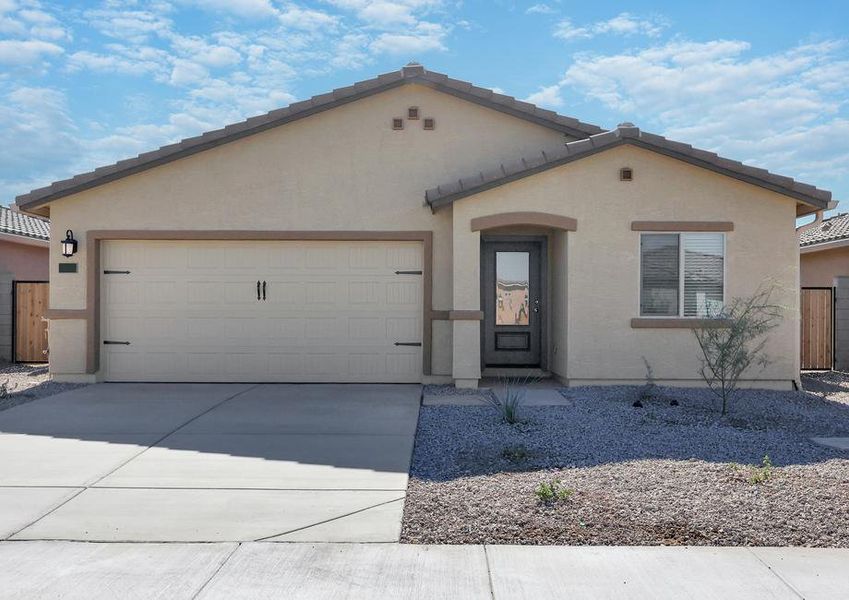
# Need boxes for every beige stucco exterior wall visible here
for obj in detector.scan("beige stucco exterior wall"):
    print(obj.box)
[800,245,849,287]
[451,145,800,388]
[42,83,570,381]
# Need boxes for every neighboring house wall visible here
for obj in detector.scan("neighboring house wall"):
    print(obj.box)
[800,245,849,287]
[0,238,49,361]
[0,239,49,281]
[42,84,571,381]
[0,272,10,361]
[834,277,849,371]
[449,144,799,387]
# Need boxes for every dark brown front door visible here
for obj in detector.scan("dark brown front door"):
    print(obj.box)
[481,240,542,366]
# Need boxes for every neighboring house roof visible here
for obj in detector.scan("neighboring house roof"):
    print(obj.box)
[426,123,832,212]
[15,63,604,213]
[799,213,849,248]
[0,205,49,242]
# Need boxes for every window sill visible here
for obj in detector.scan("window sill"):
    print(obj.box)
[630,318,731,329]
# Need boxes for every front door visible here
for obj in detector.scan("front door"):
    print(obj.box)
[481,240,543,367]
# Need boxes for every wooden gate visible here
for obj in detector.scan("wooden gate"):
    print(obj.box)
[801,287,833,370]
[13,281,49,363]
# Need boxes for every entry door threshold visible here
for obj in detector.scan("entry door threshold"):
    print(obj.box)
[481,368,551,379]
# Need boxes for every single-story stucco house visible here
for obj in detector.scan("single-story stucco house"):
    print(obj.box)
[14,64,834,388]
[0,205,50,362]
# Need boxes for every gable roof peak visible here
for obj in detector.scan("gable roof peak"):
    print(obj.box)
[402,62,425,77]
[426,123,831,212]
[16,65,604,214]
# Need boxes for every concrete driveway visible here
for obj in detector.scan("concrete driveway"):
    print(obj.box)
[0,383,421,542]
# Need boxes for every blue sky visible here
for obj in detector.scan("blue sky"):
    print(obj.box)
[1,0,848,213]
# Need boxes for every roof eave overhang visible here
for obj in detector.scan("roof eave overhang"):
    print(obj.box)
[428,137,831,213]
[0,230,49,247]
[801,238,849,254]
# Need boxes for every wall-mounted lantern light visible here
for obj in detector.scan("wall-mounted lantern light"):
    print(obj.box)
[61,229,78,257]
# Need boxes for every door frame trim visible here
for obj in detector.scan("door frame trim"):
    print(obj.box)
[47,230,434,376]
[480,234,548,370]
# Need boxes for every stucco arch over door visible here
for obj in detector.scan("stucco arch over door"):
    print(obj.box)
[470,212,577,232]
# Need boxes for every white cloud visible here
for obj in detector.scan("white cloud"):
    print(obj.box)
[67,48,166,76]
[278,5,339,31]
[84,8,172,42]
[370,26,445,54]
[0,39,63,64]
[553,39,849,182]
[175,0,278,18]
[527,4,557,15]
[0,87,80,189]
[169,58,209,86]
[554,12,668,41]
[524,84,563,108]
[325,0,444,25]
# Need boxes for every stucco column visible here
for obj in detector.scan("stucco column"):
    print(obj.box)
[452,215,481,388]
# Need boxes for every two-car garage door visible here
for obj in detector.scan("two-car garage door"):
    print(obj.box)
[101,240,423,382]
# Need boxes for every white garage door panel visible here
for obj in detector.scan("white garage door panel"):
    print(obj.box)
[101,240,423,382]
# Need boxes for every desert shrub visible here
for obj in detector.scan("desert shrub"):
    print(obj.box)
[501,444,530,463]
[482,375,539,424]
[692,286,783,416]
[535,480,574,503]
[748,455,774,485]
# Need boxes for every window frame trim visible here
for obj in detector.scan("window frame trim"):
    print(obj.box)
[638,231,727,319]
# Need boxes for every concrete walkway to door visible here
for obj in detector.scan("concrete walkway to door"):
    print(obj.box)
[0,383,421,542]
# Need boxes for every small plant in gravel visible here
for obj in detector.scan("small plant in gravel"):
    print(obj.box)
[0,378,15,399]
[748,455,774,485]
[691,285,783,416]
[501,444,530,463]
[535,480,574,503]
[483,375,539,424]
[634,357,657,407]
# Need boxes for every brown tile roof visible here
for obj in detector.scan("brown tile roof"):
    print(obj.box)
[426,123,832,211]
[800,213,849,247]
[0,205,49,241]
[16,63,604,212]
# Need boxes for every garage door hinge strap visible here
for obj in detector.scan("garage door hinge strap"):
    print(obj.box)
[103,270,131,274]
[394,270,422,275]
[394,342,422,346]
[103,340,131,345]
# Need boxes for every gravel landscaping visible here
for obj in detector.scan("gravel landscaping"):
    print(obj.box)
[0,362,87,412]
[402,375,849,546]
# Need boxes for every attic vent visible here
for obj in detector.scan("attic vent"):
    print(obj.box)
[392,118,404,130]
[408,106,419,120]
[620,167,633,181]
[423,117,435,130]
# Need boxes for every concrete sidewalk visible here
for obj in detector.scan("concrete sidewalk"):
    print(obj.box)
[1,541,845,599]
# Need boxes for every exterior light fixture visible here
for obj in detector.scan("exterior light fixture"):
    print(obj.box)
[61,229,78,257]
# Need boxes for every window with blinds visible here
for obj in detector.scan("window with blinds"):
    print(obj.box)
[640,232,724,317]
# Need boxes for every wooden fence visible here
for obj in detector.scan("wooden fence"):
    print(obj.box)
[14,281,49,363]
[800,287,833,370]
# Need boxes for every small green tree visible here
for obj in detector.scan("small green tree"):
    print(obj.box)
[692,286,783,416]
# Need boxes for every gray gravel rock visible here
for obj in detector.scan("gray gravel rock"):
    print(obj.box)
[402,377,849,546]
[0,362,87,412]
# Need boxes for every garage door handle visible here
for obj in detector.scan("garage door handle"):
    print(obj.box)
[394,342,422,347]
[262,280,267,301]
[103,340,130,345]
[257,280,261,301]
